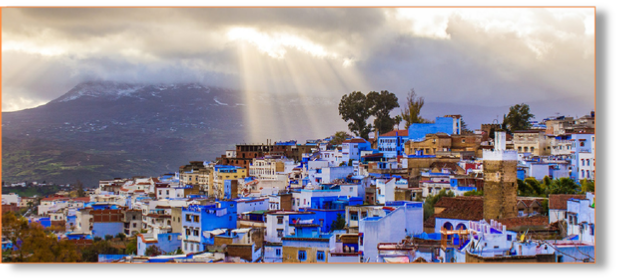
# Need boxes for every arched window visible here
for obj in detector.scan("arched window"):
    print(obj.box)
[456,223,467,231]
[443,222,453,231]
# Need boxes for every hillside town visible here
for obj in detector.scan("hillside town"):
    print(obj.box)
[2,109,596,263]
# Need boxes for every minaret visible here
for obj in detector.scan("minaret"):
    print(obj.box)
[483,131,518,220]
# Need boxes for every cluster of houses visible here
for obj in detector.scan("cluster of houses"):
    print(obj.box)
[1,112,595,263]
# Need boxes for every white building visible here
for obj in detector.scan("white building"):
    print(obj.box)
[566,192,595,244]
[359,201,424,262]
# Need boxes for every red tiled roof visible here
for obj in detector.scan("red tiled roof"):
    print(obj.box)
[549,194,586,210]
[41,196,69,201]
[71,197,90,202]
[342,138,369,144]
[380,130,409,137]
[496,216,549,229]
[434,196,484,221]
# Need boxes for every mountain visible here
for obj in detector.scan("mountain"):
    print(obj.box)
[2,81,252,187]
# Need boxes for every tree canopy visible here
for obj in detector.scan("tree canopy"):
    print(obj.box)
[400,88,430,129]
[503,103,535,131]
[367,90,400,135]
[339,90,402,139]
[423,189,455,221]
[2,212,81,262]
[330,213,346,232]
[329,131,351,145]
[338,91,373,139]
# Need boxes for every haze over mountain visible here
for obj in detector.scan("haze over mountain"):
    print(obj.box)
[2,81,591,187]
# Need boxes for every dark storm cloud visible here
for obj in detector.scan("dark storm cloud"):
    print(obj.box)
[2,7,594,122]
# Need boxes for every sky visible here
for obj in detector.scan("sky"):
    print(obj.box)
[1,7,595,133]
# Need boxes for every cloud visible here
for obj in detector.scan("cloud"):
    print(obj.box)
[2,7,594,124]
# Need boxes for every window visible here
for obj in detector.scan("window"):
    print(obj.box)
[298,250,307,261]
[194,229,199,236]
[276,248,281,256]
[133,223,137,228]
[186,214,191,222]
[317,251,325,261]
[507,235,512,241]
[350,212,358,221]
[277,216,284,225]
[166,190,170,195]
[186,228,191,236]
[194,215,200,223]
[277,229,283,238]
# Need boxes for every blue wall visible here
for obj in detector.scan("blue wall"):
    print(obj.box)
[98,254,128,263]
[92,222,124,238]
[408,117,455,140]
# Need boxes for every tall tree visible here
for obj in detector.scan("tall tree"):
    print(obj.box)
[400,88,429,129]
[460,118,473,134]
[330,213,346,232]
[338,91,373,139]
[503,103,535,131]
[76,180,86,197]
[367,90,400,134]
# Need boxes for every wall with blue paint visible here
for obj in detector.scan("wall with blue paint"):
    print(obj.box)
[92,222,124,238]
[408,117,456,140]
[138,233,182,256]
[98,254,128,263]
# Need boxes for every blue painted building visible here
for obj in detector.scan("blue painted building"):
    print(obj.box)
[377,130,409,158]
[298,196,363,233]
[569,133,595,181]
[137,232,182,256]
[92,222,124,238]
[181,201,237,253]
[408,116,460,141]
[30,217,51,228]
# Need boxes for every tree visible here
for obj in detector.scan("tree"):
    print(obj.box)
[116,232,126,241]
[524,178,543,196]
[81,240,121,262]
[145,245,163,257]
[125,238,137,255]
[548,178,580,194]
[367,90,400,134]
[580,179,595,193]
[2,212,81,262]
[423,190,455,221]
[393,115,403,130]
[104,234,114,241]
[76,180,86,197]
[503,103,535,131]
[330,213,346,232]
[460,118,473,134]
[338,91,373,139]
[463,190,483,196]
[400,88,430,129]
[330,131,350,145]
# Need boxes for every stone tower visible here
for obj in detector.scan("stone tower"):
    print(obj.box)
[483,131,518,220]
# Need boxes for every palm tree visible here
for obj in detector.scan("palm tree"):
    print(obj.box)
[548,178,579,194]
